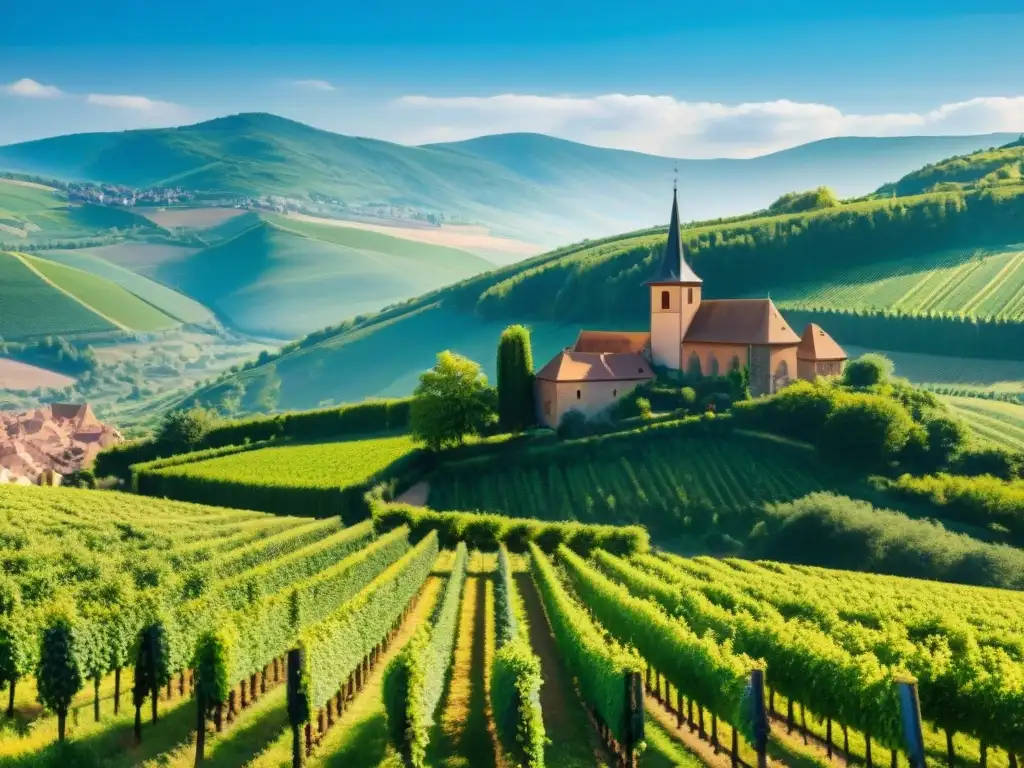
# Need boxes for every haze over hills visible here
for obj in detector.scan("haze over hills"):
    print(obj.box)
[0,113,1018,244]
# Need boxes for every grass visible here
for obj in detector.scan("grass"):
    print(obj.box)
[152,216,493,338]
[37,248,213,325]
[21,253,178,332]
[153,434,417,488]
[774,246,1024,320]
[0,251,117,339]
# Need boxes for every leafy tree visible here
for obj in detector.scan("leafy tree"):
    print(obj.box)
[0,614,32,717]
[557,408,588,439]
[157,406,216,453]
[37,607,84,742]
[409,351,496,451]
[496,324,535,432]
[842,353,893,389]
[768,186,840,214]
[924,414,971,469]
[133,621,171,743]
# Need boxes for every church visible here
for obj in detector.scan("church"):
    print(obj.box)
[534,188,847,428]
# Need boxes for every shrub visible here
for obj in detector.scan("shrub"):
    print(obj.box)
[923,414,971,468]
[157,407,216,454]
[557,408,588,439]
[952,445,1023,480]
[731,378,839,441]
[635,397,652,419]
[820,393,915,466]
[841,353,893,390]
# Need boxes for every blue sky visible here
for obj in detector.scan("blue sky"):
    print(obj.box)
[2,0,1023,157]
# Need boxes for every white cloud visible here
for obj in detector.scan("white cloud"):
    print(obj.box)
[291,79,336,92]
[4,78,63,98]
[85,93,183,113]
[392,93,1024,157]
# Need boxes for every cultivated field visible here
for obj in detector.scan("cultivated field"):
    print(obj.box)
[943,395,1024,450]
[22,253,178,332]
[775,245,1024,320]
[0,358,75,390]
[0,251,117,339]
[844,345,1024,395]
[137,207,249,229]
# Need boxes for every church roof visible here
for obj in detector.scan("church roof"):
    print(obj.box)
[535,350,653,383]
[573,330,650,354]
[797,323,847,361]
[646,187,702,285]
[684,299,801,345]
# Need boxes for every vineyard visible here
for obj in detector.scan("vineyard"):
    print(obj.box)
[428,432,826,533]
[942,396,1024,450]
[774,246,1024,320]
[1,483,1022,767]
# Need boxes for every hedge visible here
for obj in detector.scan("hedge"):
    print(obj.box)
[490,546,545,767]
[371,501,649,556]
[383,543,469,767]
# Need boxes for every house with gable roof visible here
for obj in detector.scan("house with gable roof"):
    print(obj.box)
[535,188,847,428]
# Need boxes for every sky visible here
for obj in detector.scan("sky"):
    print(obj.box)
[2,0,1024,158]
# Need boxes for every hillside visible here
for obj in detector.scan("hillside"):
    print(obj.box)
[153,213,494,338]
[0,113,1017,244]
[880,136,1024,196]
[187,182,1024,413]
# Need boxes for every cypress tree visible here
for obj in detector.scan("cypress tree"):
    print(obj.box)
[496,325,536,432]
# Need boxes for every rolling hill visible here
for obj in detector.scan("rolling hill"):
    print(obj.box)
[151,213,495,338]
[0,113,1018,244]
[0,250,184,339]
[186,171,1024,413]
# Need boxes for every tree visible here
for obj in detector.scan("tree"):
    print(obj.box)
[924,414,971,469]
[37,607,84,742]
[410,351,497,451]
[842,353,893,390]
[157,406,216,453]
[496,324,535,432]
[821,394,915,466]
[133,621,171,743]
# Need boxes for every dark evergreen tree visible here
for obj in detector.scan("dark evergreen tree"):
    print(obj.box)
[37,608,83,742]
[496,324,536,432]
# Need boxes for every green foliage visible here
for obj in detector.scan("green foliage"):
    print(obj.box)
[768,186,840,214]
[565,548,760,739]
[296,531,439,717]
[922,413,971,469]
[410,351,497,451]
[193,627,233,713]
[883,142,1024,196]
[842,353,893,389]
[497,324,536,432]
[556,408,588,438]
[750,492,1024,590]
[529,544,643,746]
[157,406,217,455]
[371,501,649,556]
[491,546,545,767]
[37,607,84,740]
[384,543,468,767]
[821,393,915,467]
[133,621,171,711]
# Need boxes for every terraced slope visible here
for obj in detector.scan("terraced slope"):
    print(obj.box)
[942,395,1024,450]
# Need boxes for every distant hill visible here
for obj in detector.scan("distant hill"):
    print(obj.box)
[0,113,1018,244]
[880,138,1024,197]
[0,251,182,339]
[186,180,1024,413]
[152,213,494,338]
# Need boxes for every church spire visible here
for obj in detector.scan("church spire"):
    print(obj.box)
[648,183,702,285]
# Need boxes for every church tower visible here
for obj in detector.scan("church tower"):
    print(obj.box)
[646,186,702,370]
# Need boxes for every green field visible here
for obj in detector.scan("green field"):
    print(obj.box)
[0,251,117,338]
[154,218,494,338]
[429,432,825,537]
[38,247,214,325]
[0,179,158,243]
[775,245,1024,319]
[942,395,1024,449]
[154,433,417,488]
[21,253,179,332]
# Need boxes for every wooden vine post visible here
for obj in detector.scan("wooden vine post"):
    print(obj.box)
[625,670,644,768]
[749,669,770,768]
[896,678,926,768]
[286,648,308,768]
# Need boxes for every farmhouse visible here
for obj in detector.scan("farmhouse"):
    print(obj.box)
[535,189,847,428]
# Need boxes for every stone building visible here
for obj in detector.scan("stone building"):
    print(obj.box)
[535,188,847,428]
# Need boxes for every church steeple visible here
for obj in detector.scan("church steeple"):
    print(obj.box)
[649,184,702,285]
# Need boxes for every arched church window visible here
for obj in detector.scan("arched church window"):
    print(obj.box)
[708,353,720,377]
[730,354,741,372]
[776,360,789,379]
[661,291,670,310]
[686,351,702,379]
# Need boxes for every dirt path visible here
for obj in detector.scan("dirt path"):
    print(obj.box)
[514,573,611,768]
[395,481,429,506]
[428,553,501,768]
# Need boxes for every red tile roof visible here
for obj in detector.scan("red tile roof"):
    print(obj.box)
[797,323,847,361]
[535,351,653,382]
[684,299,801,345]
[573,330,651,354]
